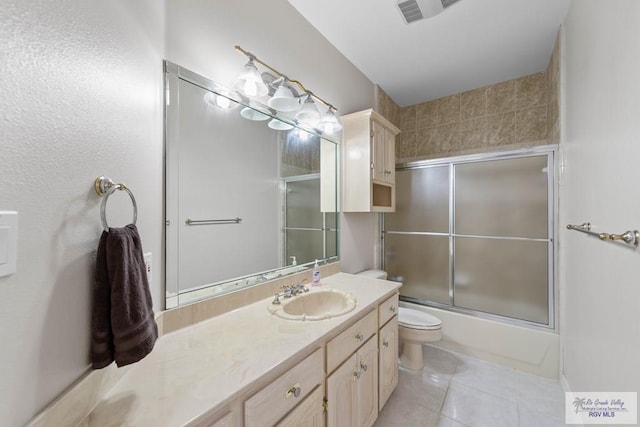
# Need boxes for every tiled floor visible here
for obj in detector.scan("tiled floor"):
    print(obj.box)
[375,344,567,427]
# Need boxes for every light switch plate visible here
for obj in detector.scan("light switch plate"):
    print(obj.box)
[143,252,152,286]
[0,211,18,277]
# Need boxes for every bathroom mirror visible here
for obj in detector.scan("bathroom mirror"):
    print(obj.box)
[164,62,339,308]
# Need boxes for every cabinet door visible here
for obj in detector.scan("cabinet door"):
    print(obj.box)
[327,353,358,427]
[378,316,398,411]
[371,120,386,183]
[384,128,396,185]
[277,386,323,427]
[356,337,379,427]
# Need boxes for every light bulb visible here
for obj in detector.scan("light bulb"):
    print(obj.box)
[318,109,343,134]
[243,80,258,97]
[235,59,268,97]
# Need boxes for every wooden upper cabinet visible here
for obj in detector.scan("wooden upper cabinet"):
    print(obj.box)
[341,109,400,212]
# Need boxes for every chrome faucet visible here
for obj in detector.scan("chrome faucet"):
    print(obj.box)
[293,279,309,295]
[271,280,309,305]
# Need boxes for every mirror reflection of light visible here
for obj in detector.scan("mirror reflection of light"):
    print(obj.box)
[216,95,231,109]
[204,92,236,110]
[293,128,311,141]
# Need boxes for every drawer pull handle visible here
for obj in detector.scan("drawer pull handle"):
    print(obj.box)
[286,383,301,398]
[360,361,368,372]
[354,333,364,342]
[389,305,396,313]
[383,340,389,348]
[353,370,361,380]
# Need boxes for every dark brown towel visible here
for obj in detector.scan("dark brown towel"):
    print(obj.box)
[91,224,158,369]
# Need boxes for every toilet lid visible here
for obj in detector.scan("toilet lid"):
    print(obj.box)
[399,307,442,330]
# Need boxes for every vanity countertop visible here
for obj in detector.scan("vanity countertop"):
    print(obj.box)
[87,273,401,426]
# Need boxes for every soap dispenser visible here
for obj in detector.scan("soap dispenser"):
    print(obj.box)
[312,259,320,286]
[290,256,297,266]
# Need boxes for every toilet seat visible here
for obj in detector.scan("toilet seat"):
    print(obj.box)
[399,307,442,331]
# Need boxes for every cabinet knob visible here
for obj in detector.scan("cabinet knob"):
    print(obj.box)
[389,305,396,313]
[383,340,389,348]
[286,383,302,398]
[360,361,368,372]
[353,369,361,380]
[354,333,364,342]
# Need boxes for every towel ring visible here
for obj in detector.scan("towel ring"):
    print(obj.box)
[95,176,138,231]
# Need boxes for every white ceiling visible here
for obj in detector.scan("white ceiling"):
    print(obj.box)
[288,0,570,107]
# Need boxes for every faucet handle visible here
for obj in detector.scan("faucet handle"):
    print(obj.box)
[272,294,281,305]
[296,280,309,292]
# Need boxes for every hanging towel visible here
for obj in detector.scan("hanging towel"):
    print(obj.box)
[91,224,158,369]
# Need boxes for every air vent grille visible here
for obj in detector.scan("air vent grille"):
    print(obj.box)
[397,0,424,23]
[396,0,461,24]
[441,0,460,8]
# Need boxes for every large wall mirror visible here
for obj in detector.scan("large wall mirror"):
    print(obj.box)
[164,62,339,308]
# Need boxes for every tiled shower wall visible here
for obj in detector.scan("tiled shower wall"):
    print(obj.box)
[377,33,561,162]
[376,86,401,128]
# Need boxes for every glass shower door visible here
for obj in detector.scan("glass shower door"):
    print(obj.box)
[454,156,551,324]
[384,165,450,305]
[384,151,554,327]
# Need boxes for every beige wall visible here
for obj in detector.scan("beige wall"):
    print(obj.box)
[396,71,552,162]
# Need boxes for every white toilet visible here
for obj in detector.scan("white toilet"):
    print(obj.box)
[397,307,442,370]
[357,269,443,370]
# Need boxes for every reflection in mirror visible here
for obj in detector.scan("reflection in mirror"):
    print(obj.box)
[164,62,339,308]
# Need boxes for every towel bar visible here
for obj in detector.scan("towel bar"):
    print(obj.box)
[185,217,242,225]
[566,222,639,247]
[95,176,138,231]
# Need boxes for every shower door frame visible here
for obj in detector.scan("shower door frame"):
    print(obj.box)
[382,145,558,330]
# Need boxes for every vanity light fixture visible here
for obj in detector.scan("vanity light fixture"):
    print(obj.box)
[235,58,269,97]
[268,81,300,112]
[235,45,343,134]
[317,108,343,133]
[295,94,322,127]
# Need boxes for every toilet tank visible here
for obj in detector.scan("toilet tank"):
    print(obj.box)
[356,269,388,280]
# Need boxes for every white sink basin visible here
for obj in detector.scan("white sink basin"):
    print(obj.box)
[268,289,357,321]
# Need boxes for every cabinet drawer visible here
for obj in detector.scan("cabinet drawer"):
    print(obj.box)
[378,293,399,327]
[244,348,324,427]
[327,309,377,374]
[276,386,323,427]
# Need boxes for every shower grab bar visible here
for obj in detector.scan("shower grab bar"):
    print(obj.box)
[566,222,639,246]
[185,217,242,225]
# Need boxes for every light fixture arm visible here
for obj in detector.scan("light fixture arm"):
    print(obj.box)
[235,45,337,112]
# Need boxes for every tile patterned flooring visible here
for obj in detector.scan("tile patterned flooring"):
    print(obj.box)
[375,344,567,427]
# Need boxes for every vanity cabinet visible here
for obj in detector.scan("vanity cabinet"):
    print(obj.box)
[378,293,399,411]
[378,315,398,410]
[326,336,378,427]
[244,348,324,427]
[342,109,400,212]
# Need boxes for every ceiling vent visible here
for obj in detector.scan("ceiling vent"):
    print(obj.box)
[396,0,461,24]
